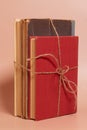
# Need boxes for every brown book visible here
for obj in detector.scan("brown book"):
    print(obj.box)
[14,19,23,117]
[28,19,75,36]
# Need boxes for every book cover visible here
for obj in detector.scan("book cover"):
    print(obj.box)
[28,19,75,36]
[29,36,78,120]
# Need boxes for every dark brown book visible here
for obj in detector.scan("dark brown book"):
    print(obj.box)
[28,19,75,36]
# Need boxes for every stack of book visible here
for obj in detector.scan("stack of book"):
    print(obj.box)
[14,19,78,120]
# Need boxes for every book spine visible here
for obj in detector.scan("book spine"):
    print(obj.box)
[22,19,30,118]
[14,20,23,117]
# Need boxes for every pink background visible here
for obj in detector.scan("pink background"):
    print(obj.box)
[0,0,87,129]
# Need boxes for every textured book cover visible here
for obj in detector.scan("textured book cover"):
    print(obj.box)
[28,19,75,36]
[29,36,78,120]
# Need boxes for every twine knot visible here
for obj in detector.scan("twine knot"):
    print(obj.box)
[56,65,69,76]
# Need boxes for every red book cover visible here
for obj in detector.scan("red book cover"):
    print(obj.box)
[29,36,78,120]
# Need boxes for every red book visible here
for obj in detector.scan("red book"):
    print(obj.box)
[29,36,78,120]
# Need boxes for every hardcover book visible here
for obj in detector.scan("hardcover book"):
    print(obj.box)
[28,19,75,36]
[14,20,23,117]
[29,36,78,120]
